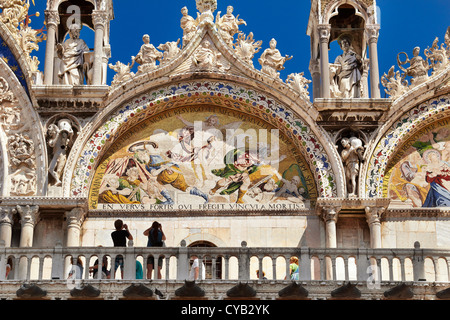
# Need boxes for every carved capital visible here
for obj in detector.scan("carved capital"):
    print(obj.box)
[92,10,109,29]
[17,205,39,228]
[0,207,15,225]
[65,207,87,228]
[318,205,341,223]
[309,59,320,75]
[45,10,60,27]
[366,24,380,44]
[365,206,386,225]
[317,24,331,43]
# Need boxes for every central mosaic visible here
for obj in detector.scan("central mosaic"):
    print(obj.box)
[89,105,317,212]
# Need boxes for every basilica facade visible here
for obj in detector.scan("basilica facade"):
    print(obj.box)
[0,0,449,300]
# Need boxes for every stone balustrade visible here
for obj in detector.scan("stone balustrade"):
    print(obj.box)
[0,241,450,300]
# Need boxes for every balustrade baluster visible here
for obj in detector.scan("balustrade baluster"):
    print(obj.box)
[272,257,277,280]
[212,257,217,280]
[224,255,229,280]
[164,256,170,280]
[39,256,45,280]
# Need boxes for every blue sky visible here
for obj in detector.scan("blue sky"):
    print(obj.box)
[29,0,449,97]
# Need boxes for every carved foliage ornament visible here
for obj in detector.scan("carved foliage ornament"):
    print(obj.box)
[0,0,44,73]
[0,76,37,196]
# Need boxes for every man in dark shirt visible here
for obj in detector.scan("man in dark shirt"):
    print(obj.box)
[111,219,133,278]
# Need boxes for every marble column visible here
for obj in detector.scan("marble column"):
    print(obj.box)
[319,206,341,248]
[309,58,321,99]
[365,206,385,248]
[92,10,108,85]
[366,24,381,99]
[318,24,331,98]
[65,208,86,247]
[17,205,39,279]
[43,10,59,85]
[0,207,15,247]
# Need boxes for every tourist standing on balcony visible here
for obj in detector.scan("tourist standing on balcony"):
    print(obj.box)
[188,255,205,281]
[144,221,166,279]
[111,219,133,279]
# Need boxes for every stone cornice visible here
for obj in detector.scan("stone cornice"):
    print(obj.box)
[0,197,87,209]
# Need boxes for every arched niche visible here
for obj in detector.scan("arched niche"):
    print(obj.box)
[57,0,95,43]
[365,93,450,199]
[383,117,450,208]
[87,104,318,213]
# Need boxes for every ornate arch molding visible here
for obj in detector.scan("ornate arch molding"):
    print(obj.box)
[321,0,371,24]
[66,80,340,199]
[0,22,34,101]
[0,57,46,196]
[364,93,450,198]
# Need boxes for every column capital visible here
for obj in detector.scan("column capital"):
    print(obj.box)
[309,59,320,75]
[92,10,109,29]
[364,206,386,225]
[45,10,60,27]
[0,206,15,225]
[317,24,331,43]
[65,207,87,228]
[318,205,341,223]
[17,205,39,228]
[366,24,380,43]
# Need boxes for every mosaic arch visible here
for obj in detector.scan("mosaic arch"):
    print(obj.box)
[70,81,338,206]
[366,94,450,201]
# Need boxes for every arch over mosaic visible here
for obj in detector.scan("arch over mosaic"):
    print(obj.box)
[70,81,338,203]
[366,94,450,200]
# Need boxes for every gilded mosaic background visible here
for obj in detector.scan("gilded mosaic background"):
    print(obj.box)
[89,105,317,212]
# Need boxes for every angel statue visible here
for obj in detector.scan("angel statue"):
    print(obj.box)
[258,38,292,79]
[47,118,75,186]
[216,6,247,47]
[397,46,430,87]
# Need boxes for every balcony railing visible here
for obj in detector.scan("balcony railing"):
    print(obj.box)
[1,241,449,284]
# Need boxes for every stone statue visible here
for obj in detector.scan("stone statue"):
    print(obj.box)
[192,40,228,71]
[56,24,90,85]
[47,119,74,186]
[109,61,134,88]
[258,38,292,79]
[340,137,364,198]
[234,32,261,67]
[158,39,181,64]
[397,46,430,86]
[332,35,363,98]
[216,5,246,46]
[131,34,163,74]
[180,6,198,48]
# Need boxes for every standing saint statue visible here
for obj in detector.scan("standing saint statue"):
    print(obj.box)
[180,6,198,48]
[132,34,163,74]
[258,38,292,79]
[216,5,246,46]
[47,118,75,187]
[340,137,364,198]
[56,24,90,85]
[333,35,363,98]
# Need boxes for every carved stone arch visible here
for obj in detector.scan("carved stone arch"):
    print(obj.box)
[183,234,227,248]
[323,0,371,24]
[364,93,450,198]
[65,80,341,201]
[0,55,46,196]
